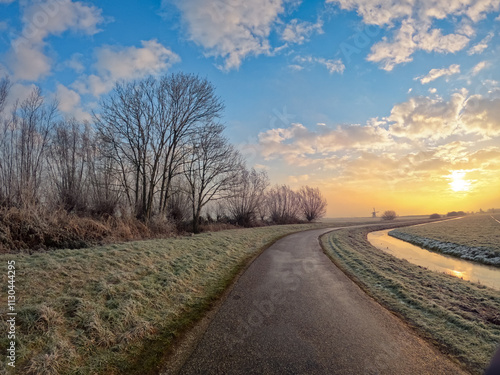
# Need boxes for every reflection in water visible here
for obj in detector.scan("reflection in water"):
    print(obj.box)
[450,269,465,278]
[367,229,500,291]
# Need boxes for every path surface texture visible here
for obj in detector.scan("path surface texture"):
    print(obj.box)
[179,227,468,374]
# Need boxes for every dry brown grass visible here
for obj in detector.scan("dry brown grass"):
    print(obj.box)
[0,207,177,253]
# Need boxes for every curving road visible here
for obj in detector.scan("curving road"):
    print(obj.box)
[177,227,468,374]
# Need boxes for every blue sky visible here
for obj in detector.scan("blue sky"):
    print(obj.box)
[1,0,500,216]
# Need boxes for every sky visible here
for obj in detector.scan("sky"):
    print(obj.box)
[0,0,499,217]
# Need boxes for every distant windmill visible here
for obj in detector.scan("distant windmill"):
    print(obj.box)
[372,208,379,218]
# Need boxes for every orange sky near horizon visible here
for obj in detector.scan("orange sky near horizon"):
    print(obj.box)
[251,88,500,219]
[310,167,500,218]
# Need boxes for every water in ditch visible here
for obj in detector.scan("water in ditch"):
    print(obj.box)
[367,229,500,291]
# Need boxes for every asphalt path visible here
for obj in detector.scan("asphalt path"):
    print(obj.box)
[178,227,468,374]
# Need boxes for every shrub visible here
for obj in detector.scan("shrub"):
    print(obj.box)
[381,210,397,220]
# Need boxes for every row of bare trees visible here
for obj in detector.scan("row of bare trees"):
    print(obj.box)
[0,73,328,233]
[216,182,327,226]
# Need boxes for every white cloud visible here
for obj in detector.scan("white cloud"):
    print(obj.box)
[462,95,500,137]
[281,19,323,45]
[326,0,412,26]
[417,64,461,84]
[456,23,476,37]
[75,40,180,97]
[384,87,500,140]
[6,0,104,81]
[21,0,104,44]
[258,122,392,164]
[2,82,38,113]
[73,74,111,97]
[65,53,85,73]
[471,60,489,75]
[467,32,494,55]
[254,164,270,170]
[294,55,345,74]
[328,0,499,70]
[416,28,470,53]
[328,0,500,26]
[95,40,180,82]
[288,174,310,183]
[429,87,437,94]
[56,84,91,121]
[168,0,285,70]
[366,20,416,70]
[387,91,467,140]
[318,58,346,74]
[368,21,469,71]
[6,42,52,81]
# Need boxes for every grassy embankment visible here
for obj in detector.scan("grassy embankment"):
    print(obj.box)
[321,225,500,375]
[0,222,340,375]
[389,214,500,267]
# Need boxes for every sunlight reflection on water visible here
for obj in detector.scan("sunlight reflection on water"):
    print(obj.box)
[367,229,500,291]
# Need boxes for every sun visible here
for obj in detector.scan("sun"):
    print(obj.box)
[448,170,471,192]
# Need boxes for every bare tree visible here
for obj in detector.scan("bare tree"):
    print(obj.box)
[157,74,224,215]
[256,197,269,222]
[381,210,397,220]
[165,177,191,223]
[96,74,224,221]
[226,168,269,227]
[96,77,161,220]
[267,185,301,224]
[0,87,56,208]
[0,76,10,115]
[298,186,327,222]
[48,120,92,212]
[0,77,11,206]
[85,134,122,217]
[183,123,242,233]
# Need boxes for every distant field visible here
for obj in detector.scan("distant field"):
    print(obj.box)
[322,215,428,224]
[0,223,331,375]
[389,215,500,267]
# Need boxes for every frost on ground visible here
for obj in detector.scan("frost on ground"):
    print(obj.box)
[388,230,500,267]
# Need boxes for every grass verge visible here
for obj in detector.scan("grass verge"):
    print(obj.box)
[321,226,500,375]
[0,222,332,374]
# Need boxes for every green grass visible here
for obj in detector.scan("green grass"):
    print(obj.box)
[321,226,500,375]
[0,223,332,375]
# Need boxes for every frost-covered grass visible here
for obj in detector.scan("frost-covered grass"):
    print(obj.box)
[389,215,500,267]
[321,226,500,375]
[0,223,330,375]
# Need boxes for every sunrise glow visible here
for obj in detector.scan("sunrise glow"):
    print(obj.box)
[448,171,472,193]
